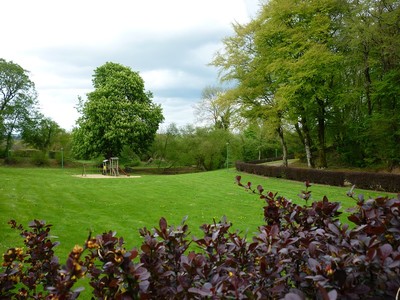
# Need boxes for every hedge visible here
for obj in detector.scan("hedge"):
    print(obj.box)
[235,161,400,192]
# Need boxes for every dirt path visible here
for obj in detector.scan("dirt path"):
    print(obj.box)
[264,158,299,166]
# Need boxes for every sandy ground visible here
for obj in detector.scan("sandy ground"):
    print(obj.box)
[72,174,141,179]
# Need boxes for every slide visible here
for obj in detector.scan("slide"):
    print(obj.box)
[118,167,130,177]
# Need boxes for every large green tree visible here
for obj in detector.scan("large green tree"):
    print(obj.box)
[21,113,63,151]
[338,0,400,168]
[212,0,350,168]
[254,0,347,168]
[212,19,290,166]
[150,124,242,171]
[0,58,38,156]
[73,62,164,159]
[239,119,282,161]
[150,123,182,168]
[212,0,400,169]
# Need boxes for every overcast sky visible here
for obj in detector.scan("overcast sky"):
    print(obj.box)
[1,0,261,131]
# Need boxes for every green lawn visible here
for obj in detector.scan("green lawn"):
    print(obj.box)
[0,167,394,261]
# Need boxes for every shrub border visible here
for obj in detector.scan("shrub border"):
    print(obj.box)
[235,161,400,192]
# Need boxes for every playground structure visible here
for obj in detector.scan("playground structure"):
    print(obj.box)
[103,157,119,176]
[102,157,129,176]
[81,157,130,177]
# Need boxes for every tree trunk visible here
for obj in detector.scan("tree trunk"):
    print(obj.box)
[294,122,305,147]
[363,43,372,116]
[158,134,169,168]
[276,125,288,167]
[5,131,13,157]
[304,138,313,168]
[317,119,327,168]
[299,116,315,168]
[317,98,327,168]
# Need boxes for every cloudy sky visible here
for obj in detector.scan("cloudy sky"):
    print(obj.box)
[1,0,261,131]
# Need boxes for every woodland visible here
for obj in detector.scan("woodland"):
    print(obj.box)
[210,0,400,170]
[1,0,399,172]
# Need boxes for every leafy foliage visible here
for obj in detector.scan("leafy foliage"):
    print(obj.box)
[21,113,63,151]
[151,126,237,171]
[72,62,164,159]
[0,58,38,157]
[1,177,400,299]
[194,85,237,131]
[212,0,400,169]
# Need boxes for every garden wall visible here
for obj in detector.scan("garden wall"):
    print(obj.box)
[235,161,400,193]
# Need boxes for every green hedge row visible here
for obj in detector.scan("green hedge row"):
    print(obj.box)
[235,161,400,192]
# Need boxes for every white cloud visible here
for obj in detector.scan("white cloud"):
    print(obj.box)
[1,0,261,130]
[142,69,203,91]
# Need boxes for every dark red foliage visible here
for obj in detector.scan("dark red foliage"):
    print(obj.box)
[1,177,400,299]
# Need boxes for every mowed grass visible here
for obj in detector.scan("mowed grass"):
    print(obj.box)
[0,167,395,260]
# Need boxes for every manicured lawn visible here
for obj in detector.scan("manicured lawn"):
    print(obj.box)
[0,167,394,261]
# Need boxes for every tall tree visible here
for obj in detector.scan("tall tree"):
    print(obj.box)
[194,85,236,130]
[0,59,38,156]
[21,113,63,151]
[330,0,400,168]
[189,127,233,171]
[151,123,182,168]
[371,0,400,167]
[72,62,164,159]
[213,0,399,169]
[211,21,290,166]
[255,0,347,168]
[240,119,281,161]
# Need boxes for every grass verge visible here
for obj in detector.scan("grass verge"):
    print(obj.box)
[1,167,394,261]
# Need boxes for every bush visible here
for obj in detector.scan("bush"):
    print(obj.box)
[30,151,50,167]
[3,156,21,165]
[13,149,41,158]
[236,162,345,186]
[119,145,141,166]
[1,179,400,299]
[344,171,400,193]
[236,161,400,192]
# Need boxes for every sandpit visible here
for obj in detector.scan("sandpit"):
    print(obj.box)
[73,174,141,179]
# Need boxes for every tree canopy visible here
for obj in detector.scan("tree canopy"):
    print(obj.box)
[194,86,238,131]
[0,58,38,156]
[211,0,400,169]
[21,113,63,151]
[73,62,164,159]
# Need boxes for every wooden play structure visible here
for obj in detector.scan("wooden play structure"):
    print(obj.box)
[110,157,119,176]
[102,157,119,176]
[100,157,129,176]
[80,157,130,177]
